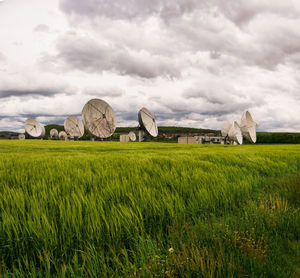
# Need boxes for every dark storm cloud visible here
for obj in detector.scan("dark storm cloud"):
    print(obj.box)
[60,0,300,25]
[183,89,227,104]
[18,113,69,118]
[0,89,60,99]
[172,84,266,120]
[0,116,24,132]
[55,33,179,78]
[59,0,300,29]
[58,0,300,71]
[260,119,300,132]
[116,111,137,122]
[59,0,200,20]
[165,104,243,118]
[34,24,50,32]
[217,0,300,26]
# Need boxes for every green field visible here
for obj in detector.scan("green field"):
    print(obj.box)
[0,141,299,277]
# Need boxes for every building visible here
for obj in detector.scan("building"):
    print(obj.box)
[120,134,130,142]
[178,135,224,144]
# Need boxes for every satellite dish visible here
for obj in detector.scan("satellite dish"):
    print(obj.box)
[221,121,232,137]
[64,116,84,138]
[18,134,25,140]
[82,99,116,138]
[58,131,68,140]
[128,131,136,142]
[41,126,46,138]
[24,118,45,138]
[50,128,58,138]
[138,107,158,137]
[228,121,243,145]
[240,111,257,143]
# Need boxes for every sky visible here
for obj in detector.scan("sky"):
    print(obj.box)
[0,0,300,133]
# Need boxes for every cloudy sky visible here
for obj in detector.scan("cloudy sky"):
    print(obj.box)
[0,0,300,132]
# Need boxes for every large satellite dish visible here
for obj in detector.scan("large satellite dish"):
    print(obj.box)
[128,131,136,142]
[138,107,158,137]
[82,99,116,138]
[228,121,243,145]
[221,121,232,137]
[24,118,45,138]
[50,128,58,138]
[64,116,84,138]
[240,110,257,143]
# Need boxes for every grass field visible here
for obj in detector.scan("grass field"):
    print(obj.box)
[0,141,299,277]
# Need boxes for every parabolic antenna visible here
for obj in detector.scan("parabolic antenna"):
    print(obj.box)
[138,107,158,137]
[18,134,25,140]
[59,131,68,140]
[82,99,116,138]
[64,116,84,138]
[221,121,232,137]
[228,121,243,145]
[24,118,45,138]
[128,131,136,142]
[41,126,46,138]
[240,111,257,143]
[50,128,58,138]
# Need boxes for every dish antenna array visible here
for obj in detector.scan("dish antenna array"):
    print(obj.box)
[64,116,84,139]
[22,99,256,146]
[138,107,158,142]
[221,110,257,145]
[25,118,45,138]
[82,99,116,138]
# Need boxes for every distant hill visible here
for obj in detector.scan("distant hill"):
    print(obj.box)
[44,124,65,134]
[159,126,218,134]
[0,131,19,137]
[256,132,300,144]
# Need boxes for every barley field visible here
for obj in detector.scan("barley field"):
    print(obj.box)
[0,141,299,277]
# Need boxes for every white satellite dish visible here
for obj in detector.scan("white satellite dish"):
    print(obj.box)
[24,118,45,138]
[138,107,158,138]
[128,131,136,142]
[41,126,46,138]
[221,121,232,137]
[18,134,25,140]
[240,110,257,143]
[50,128,58,138]
[82,99,116,138]
[58,131,68,140]
[64,116,84,138]
[228,121,243,145]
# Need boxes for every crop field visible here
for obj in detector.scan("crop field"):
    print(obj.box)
[0,141,299,277]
